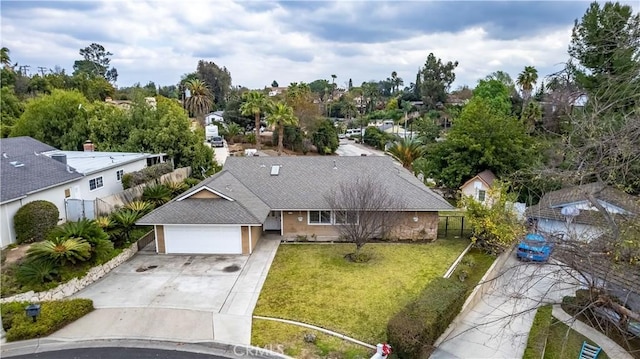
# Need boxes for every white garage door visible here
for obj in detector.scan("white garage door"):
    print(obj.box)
[164,225,242,254]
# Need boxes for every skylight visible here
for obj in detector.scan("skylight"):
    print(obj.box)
[270,165,280,176]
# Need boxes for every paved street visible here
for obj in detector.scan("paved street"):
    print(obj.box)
[335,139,385,157]
[7,347,227,359]
[432,256,579,359]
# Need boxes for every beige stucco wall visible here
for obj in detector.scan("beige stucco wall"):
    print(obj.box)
[155,225,166,254]
[251,225,262,251]
[190,190,220,199]
[241,226,250,254]
[282,211,340,240]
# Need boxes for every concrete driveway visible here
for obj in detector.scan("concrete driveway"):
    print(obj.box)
[71,254,247,311]
[50,238,281,345]
[205,141,229,165]
[336,139,385,156]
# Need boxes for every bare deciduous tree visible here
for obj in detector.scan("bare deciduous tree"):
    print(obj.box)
[325,177,404,259]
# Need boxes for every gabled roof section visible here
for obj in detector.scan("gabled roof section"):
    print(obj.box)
[460,170,496,189]
[222,156,453,211]
[1,137,83,203]
[525,183,639,225]
[138,170,270,225]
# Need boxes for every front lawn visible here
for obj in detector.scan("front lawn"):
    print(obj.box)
[253,240,469,344]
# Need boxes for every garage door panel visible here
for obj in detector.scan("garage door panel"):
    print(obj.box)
[164,225,242,254]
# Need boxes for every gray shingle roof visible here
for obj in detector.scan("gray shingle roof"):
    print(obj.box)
[137,171,270,225]
[222,156,453,211]
[1,137,83,203]
[525,183,639,225]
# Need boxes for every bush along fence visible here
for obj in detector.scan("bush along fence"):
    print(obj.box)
[0,234,149,304]
[96,167,191,216]
[438,215,471,238]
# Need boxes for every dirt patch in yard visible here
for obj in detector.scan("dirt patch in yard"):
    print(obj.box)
[2,244,31,265]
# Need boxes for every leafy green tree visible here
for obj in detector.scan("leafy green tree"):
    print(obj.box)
[311,119,339,155]
[473,79,512,115]
[11,89,90,150]
[460,182,526,255]
[386,138,425,170]
[413,116,441,144]
[1,86,23,137]
[73,43,118,83]
[418,53,458,110]
[271,80,279,87]
[266,102,298,155]
[286,82,320,129]
[240,91,270,149]
[516,66,538,101]
[223,98,254,130]
[184,78,213,124]
[196,60,232,108]
[569,1,639,110]
[520,101,543,134]
[70,73,114,101]
[423,97,535,189]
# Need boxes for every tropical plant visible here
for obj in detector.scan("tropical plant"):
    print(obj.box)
[164,182,188,197]
[15,259,59,285]
[13,200,59,244]
[386,138,426,170]
[142,184,172,207]
[27,237,92,265]
[125,200,154,214]
[111,209,144,244]
[516,66,538,101]
[240,91,270,149]
[266,102,299,155]
[1,47,11,68]
[225,122,242,144]
[95,216,113,229]
[184,78,213,125]
[47,219,114,261]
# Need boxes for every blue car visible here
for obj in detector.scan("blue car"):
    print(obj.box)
[516,233,554,262]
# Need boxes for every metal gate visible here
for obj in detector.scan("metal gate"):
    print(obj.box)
[65,199,96,221]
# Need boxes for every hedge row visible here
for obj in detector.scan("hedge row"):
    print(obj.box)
[121,162,173,189]
[522,305,553,359]
[1,299,94,341]
[387,277,466,358]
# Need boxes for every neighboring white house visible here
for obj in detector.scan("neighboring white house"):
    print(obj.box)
[460,170,497,205]
[525,183,639,242]
[204,111,224,125]
[0,137,167,248]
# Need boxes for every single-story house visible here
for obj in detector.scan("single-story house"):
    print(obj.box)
[137,156,454,255]
[205,111,224,125]
[460,170,496,204]
[525,183,639,241]
[1,137,167,247]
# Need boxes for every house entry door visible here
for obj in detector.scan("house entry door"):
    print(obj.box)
[264,211,282,231]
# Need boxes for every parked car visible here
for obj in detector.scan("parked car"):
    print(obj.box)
[210,136,224,147]
[516,233,554,262]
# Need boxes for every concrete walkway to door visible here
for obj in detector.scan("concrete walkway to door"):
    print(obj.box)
[49,236,281,346]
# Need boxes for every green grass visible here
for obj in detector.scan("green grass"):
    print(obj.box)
[253,240,469,344]
[524,305,610,359]
[252,319,372,359]
[449,247,496,296]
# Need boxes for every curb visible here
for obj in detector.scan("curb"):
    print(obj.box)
[0,338,293,359]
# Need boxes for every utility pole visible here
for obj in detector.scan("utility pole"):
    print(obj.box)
[18,65,30,76]
[37,66,47,76]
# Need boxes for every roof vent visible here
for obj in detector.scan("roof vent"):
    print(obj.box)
[270,165,280,176]
[2,153,7,158]
[9,161,24,168]
[333,160,337,170]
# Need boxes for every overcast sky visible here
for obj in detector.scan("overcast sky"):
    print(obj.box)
[1,1,637,90]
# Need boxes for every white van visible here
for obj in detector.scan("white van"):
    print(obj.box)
[345,129,361,138]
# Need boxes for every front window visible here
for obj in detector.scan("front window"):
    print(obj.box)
[309,210,332,224]
[477,190,486,202]
[89,176,104,191]
[116,169,124,181]
[334,210,358,224]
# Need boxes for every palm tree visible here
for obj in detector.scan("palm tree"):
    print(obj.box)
[391,71,403,94]
[111,210,145,244]
[386,138,426,170]
[1,47,11,69]
[27,237,92,266]
[516,66,538,102]
[240,91,269,150]
[184,78,213,125]
[266,102,298,155]
[225,122,242,144]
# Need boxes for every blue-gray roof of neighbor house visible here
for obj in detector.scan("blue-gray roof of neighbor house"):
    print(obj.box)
[0,137,83,203]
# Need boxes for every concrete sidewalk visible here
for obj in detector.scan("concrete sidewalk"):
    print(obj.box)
[431,257,578,358]
[49,237,281,345]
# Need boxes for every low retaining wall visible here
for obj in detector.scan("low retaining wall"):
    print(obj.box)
[434,244,516,346]
[1,241,141,304]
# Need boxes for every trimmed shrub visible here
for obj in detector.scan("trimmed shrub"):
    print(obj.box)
[523,305,553,359]
[183,177,201,188]
[121,162,174,189]
[387,277,466,358]
[2,299,94,341]
[14,200,59,244]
